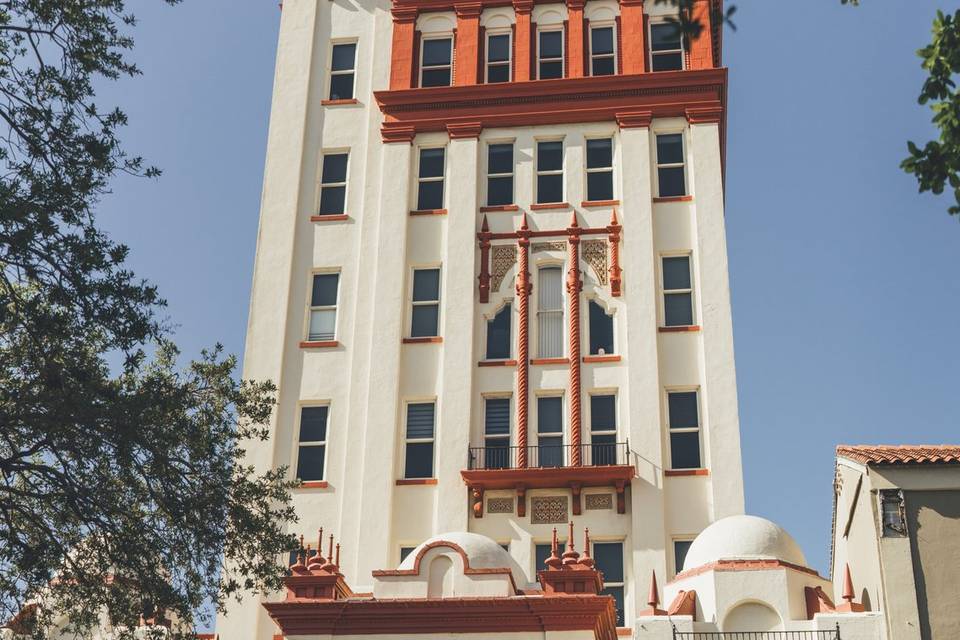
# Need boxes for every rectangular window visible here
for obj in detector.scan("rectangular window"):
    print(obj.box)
[534,540,565,574]
[673,539,693,575]
[650,23,683,72]
[404,402,435,478]
[536,140,564,204]
[667,390,701,469]
[296,406,328,482]
[588,300,614,355]
[329,42,357,99]
[590,25,616,76]
[308,273,339,341]
[537,396,563,468]
[538,28,564,79]
[590,395,617,466]
[656,133,687,197]
[594,542,625,626]
[410,268,441,337]
[318,152,348,215]
[880,490,907,537]
[486,32,512,83]
[416,147,446,210]
[421,37,453,87]
[486,303,512,359]
[487,142,515,206]
[400,546,417,563]
[585,138,614,201]
[662,255,693,327]
[484,397,511,469]
[537,266,564,357]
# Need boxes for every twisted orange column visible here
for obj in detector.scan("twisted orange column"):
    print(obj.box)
[608,208,622,297]
[567,213,583,466]
[479,215,491,302]
[515,214,532,468]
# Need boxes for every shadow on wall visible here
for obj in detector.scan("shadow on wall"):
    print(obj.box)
[906,491,960,640]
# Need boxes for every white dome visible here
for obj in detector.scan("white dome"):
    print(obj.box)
[682,515,807,572]
[398,532,527,584]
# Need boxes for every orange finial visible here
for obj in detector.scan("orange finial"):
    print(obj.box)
[335,543,341,568]
[328,534,335,563]
[842,564,855,603]
[647,570,660,608]
[481,214,490,232]
[317,527,324,551]
[562,521,580,564]
[521,211,530,230]
[569,211,579,227]
[610,208,619,226]
[545,527,563,569]
[581,527,594,568]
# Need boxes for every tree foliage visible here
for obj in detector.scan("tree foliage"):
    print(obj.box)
[0,1,296,637]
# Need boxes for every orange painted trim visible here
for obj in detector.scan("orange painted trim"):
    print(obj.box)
[653,195,693,203]
[665,469,709,477]
[583,354,621,363]
[298,481,330,489]
[320,98,359,106]
[299,340,339,349]
[581,199,620,208]
[670,559,826,584]
[447,121,483,138]
[396,478,438,485]
[530,202,571,211]
[530,357,569,365]
[403,336,443,343]
[617,628,633,636]
[480,204,520,212]
[616,110,652,129]
[479,359,518,367]
[659,325,701,333]
[461,464,634,491]
[310,214,349,222]
[410,208,448,216]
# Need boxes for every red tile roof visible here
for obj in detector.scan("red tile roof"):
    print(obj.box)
[836,445,960,466]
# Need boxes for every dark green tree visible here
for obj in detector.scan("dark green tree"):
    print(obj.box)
[0,1,296,637]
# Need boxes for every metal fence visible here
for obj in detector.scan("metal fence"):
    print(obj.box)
[467,442,630,470]
[672,626,841,640]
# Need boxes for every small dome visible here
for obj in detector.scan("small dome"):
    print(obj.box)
[682,515,807,572]
[399,532,526,584]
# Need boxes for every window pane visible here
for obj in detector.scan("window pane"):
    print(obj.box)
[602,585,625,626]
[657,133,684,164]
[405,442,434,478]
[658,166,686,197]
[413,269,440,301]
[421,67,451,87]
[539,267,563,310]
[488,143,514,174]
[592,27,614,55]
[296,445,326,481]
[400,547,416,562]
[417,181,444,210]
[311,273,339,306]
[299,406,329,442]
[422,38,452,66]
[411,304,439,337]
[537,174,564,203]
[488,34,510,62]
[674,540,693,573]
[587,171,614,201]
[486,304,512,359]
[662,256,691,290]
[329,73,355,100]
[309,309,336,341]
[406,402,435,438]
[487,63,510,83]
[321,153,348,183]
[670,431,701,469]
[318,186,346,215]
[593,542,623,581]
[664,292,693,326]
[591,395,616,431]
[538,436,564,467]
[539,30,562,58]
[538,396,563,433]
[419,148,445,178]
[539,60,563,79]
[331,43,357,71]
[586,139,612,168]
[652,52,683,72]
[592,56,615,76]
[485,398,511,436]
[589,300,614,355]
[488,176,514,206]
[651,23,681,51]
[537,141,563,171]
[535,543,553,572]
[668,392,698,429]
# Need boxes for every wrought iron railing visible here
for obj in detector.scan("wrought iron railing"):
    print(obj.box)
[467,441,630,470]
[672,627,840,640]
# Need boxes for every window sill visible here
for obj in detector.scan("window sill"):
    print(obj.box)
[530,357,569,365]
[653,195,693,203]
[530,202,571,211]
[659,325,700,333]
[617,629,633,637]
[310,214,349,222]
[479,359,518,367]
[665,469,709,477]
[403,336,443,344]
[581,199,620,208]
[396,478,438,486]
[480,204,519,212]
[410,209,448,216]
[299,340,340,349]
[321,98,359,106]
[297,481,330,489]
[583,354,621,363]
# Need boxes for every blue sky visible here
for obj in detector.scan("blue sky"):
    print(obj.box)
[97,1,958,577]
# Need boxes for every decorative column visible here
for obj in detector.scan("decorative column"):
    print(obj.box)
[390,7,418,89]
[454,3,483,85]
[608,208,622,296]
[566,213,583,466]
[515,214,532,468]
[513,0,534,82]
[566,0,585,78]
[478,215,491,302]
[618,0,645,74]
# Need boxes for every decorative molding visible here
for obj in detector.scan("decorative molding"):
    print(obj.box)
[478,359,518,367]
[410,208,448,215]
[447,121,483,138]
[583,354,620,363]
[653,195,693,203]
[396,478,439,485]
[530,357,569,365]
[530,202,571,211]
[298,481,330,490]
[299,340,339,349]
[480,204,520,212]
[581,199,620,207]
[532,241,566,253]
[671,558,826,584]
[491,244,517,292]
[380,123,416,143]
[659,325,701,333]
[310,214,349,222]
[686,105,723,124]
[665,468,709,477]
[582,240,608,285]
[615,110,653,129]
[531,496,568,524]
[487,497,514,513]
[585,493,613,510]
[320,98,360,106]
[402,336,443,343]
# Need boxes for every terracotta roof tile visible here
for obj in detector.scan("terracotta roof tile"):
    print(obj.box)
[836,445,960,466]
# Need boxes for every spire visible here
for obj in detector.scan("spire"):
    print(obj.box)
[842,564,855,603]
[307,528,325,570]
[545,527,563,569]
[569,210,580,229]
[562,521,580,564]
[580,527,595,568]
[520,211,530,231]
[647,570,660,609]
[481,214,490,232]
[610,208,619,226]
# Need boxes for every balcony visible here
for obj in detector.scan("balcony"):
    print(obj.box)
[460,443,635,517]
[672,629,841,640]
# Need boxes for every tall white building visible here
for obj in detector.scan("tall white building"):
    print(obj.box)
[219,0,746,637]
